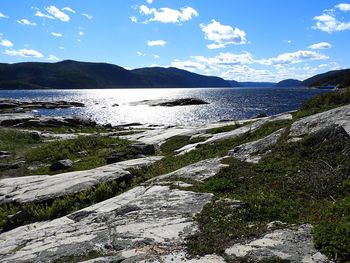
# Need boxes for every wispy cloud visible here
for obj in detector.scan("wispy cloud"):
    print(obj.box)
[47,54,59,61]
[147,40,167,47]
[82,13,93,20]
[258,50,328,65]
[17,19,37,26]
[0,39,13,47]
[308,42,332,50]
[139,5,198,24]
[4,48,43,58]
[51,32,63,37]
[200,20,247,49]
[0,12,8,18]
[62,7,76,14]
[130,16,138,23]
[35,10,55,20]
[137,51,146,56]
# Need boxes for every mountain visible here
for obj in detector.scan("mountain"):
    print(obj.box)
[238,82,276,87]
[273,79,301,87]
[227,80,241,87]
[0,60,231,89]
[301,68,350,89]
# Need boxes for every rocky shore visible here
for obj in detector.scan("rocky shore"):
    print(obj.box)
[1,94,349,262]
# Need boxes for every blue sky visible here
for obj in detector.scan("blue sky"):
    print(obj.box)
[0,0,350,81]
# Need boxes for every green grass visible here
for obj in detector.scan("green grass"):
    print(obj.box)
[206,123,243,134]
[294,88,350,119]
[160,135,209,155]
[186,127,350,261]
[25,135,134,174]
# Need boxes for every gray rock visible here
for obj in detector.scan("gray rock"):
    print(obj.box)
[130,143,160,155]
[50,159,74,171]
[225,224,330,262]
[0,185,212,263]
[289,104,350,138]
[0,151,11,156]
[30,131,41,140]
[130,98,209,107]
[0,156,163,204]
[227,128,285,163]
[106,152,127,164]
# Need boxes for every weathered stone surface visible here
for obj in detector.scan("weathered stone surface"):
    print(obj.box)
[50,159,74,171]
[225,224,330,262]
[0,185,213,263]
[289,104,350,138]
[227,128,285,163]
[0,156,163,204]
[147,157,228,184]
[130,98,209,107]
[176,113,292,155]
[106,152,126,164]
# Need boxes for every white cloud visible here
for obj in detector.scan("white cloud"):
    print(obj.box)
[313,10,350,33]
[4,49,43,58]
[51,32,63,37]
[35,10,55,20]
[139,5,198,23]
[59,46,65,50]
[17,19,37,26]
[62,7,76,13]
[0,12,8,18]
[0,39,13,47]
[130,16,138,23]
[336,3,350,12]
[46,6,70,22]
[308,42,332,49]
[193,52,254,67]
[79,31,84,36]
[137,51,146,56]
[153,54,160,59]
[259,50,328,65]
[221,65,275,82]
[147,40,167,46]
[47,54,59,61]
[200,20,247,49]
[82,13,93,20]
[147,0,154,4]
[171,60,208,72]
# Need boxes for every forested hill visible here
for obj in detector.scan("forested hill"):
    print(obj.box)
[0,60,231,89]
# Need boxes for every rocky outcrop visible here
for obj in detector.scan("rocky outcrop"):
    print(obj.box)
[176,113,292,155]
[0,99,84,113]
[0,185,213,263]
[227,128,285,163]
[130,98,209,107]
[0,156,163,204]
[147,157,228,184]
[225,224,330,262]
[289,104,350,139]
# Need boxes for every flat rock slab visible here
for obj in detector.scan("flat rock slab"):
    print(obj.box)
[129,98,209,107]
[225,224,330,262]
[227,128,285,163]
[289,104,350,138]
[0,156,163,204]
[147,157,228,184]
[176,113,292,155]
[0,185,213,263]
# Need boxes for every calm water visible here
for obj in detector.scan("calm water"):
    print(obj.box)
[0,88,330,126]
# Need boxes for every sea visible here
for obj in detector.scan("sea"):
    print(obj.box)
[0,87,331,126]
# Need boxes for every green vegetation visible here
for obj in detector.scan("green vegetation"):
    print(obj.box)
[186,126,350,261]
[300,68,350,89]
[0,129,134,177]
[294,88,350,119]
[206,122,243,134]
[160,135,208,155]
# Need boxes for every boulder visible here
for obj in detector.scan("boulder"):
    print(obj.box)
[130,98,210,107]
[50,159,73,171]
[106,152,127,164]
[130,143,160,155]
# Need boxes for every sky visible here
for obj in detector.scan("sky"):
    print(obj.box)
[0,0,350,82]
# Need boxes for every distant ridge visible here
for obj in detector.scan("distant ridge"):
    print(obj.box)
[238,82,276,87]
[0,60,231,89]
[274,79,301,87]
[300,68,350,89]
